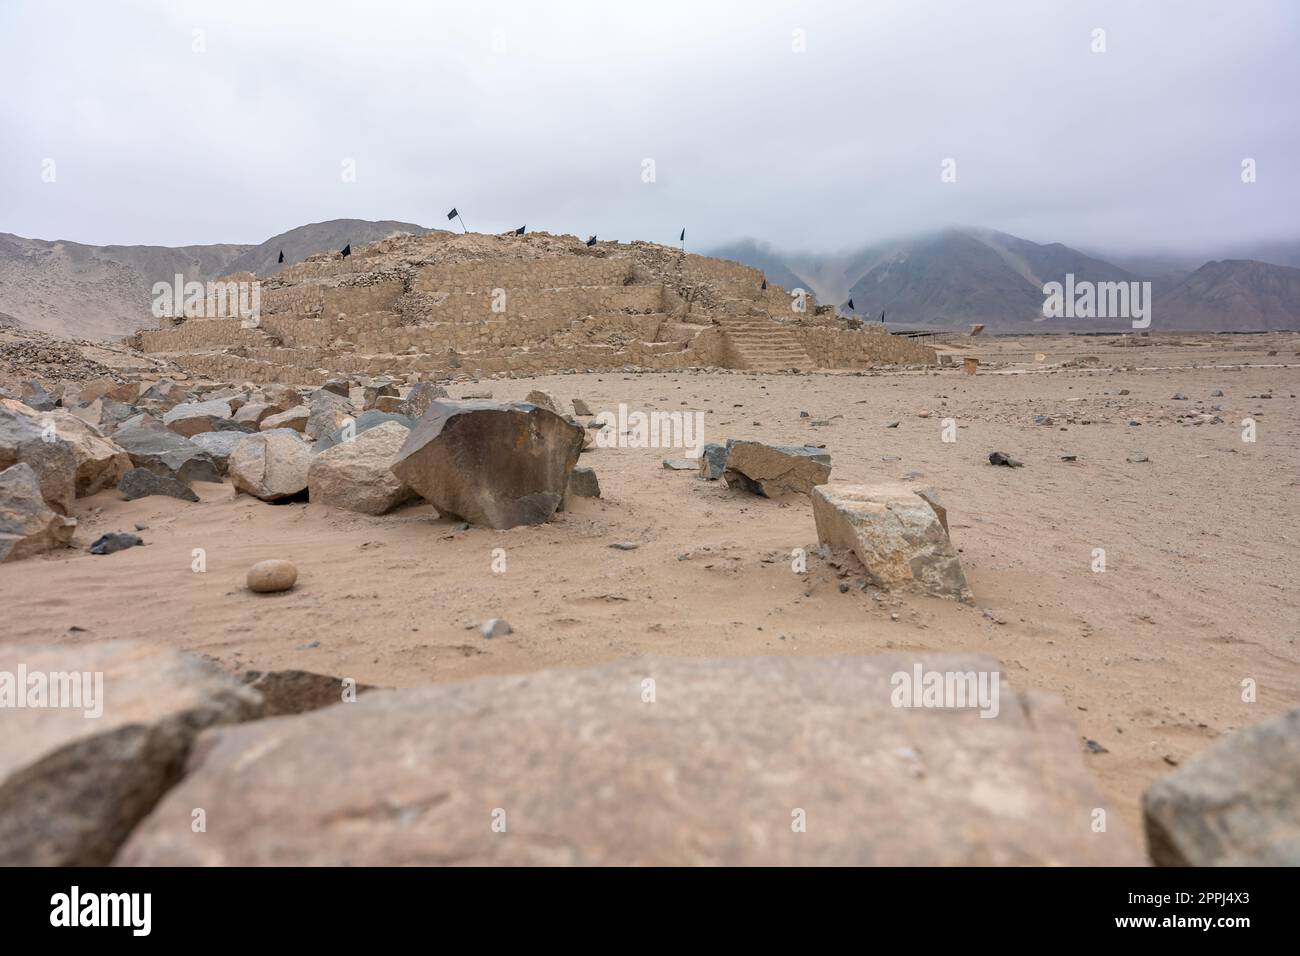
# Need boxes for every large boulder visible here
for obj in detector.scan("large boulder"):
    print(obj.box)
[388,382,448,419]
[112,421,221,485]
[308,422,416,515]
[229,431,311,501]
[1144,707,1300,865]
[189,431,247,474]
[391,400,584,529]
[0,641,260,865]
[117,467,199,502]
[114,655,1139,866]
[0,463,76,562]
[162,399,234,438]
[260,405,309,433]
[698,442,728,480]
[812,481,972,601]
[36,410,132,496]
[313,410,414,454]
[723,439,831,496]
[0,398,76,514]
[305,390,355,441]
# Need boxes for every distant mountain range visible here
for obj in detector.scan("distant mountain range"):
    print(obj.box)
[0,220,431,339]
[1,219,1296,338]
[711,227,1300,333]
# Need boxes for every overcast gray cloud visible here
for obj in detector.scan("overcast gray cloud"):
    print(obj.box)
[1,0,1296,254]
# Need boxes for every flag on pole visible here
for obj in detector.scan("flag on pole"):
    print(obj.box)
[881,311,886,323]
[846,298,855,311]
[515,225,526,235]
[679,228,685,242]
[277,250,284,264]
[586,235,597,247]
[340,243,351,258]
[447,208,468,233]
[761,279,767,290]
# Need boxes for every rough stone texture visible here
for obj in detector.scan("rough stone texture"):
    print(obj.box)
[362,380,399,411]
[723,439,831,497]
[0,399,77,514]
[233,401,274,426]
[260,405,309,433]
[308,421,416,515]
[396,382,449,419]
[0,641,261,865]
[162,398,233,437]
[1143,707,1300,866]
[241,670,377,717]
[188,431,247,473]
[112,421,221,485]
[117,467,199,503]
[229,431,311,501]
[524,389,561,414]
[698,441,728,480]
[0,463,76,562]
[571,398,594,416]
[812,481,972,602]
[306,390,355,441]
[114,655,1139,866]
[567,465,601,499]
[313,410,414,454]
[36,410,131,497]
[391,400,584,529]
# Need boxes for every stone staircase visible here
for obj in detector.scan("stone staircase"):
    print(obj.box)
[715,313,814,371]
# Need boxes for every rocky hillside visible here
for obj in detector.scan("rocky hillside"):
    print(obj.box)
[1154,260,1300,332]
[0,219,431,340]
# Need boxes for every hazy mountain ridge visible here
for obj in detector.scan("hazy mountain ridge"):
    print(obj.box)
[0,219,431,339]
[710,228,1300,332]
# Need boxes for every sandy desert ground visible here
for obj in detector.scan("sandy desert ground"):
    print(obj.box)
[3,333,1298,836]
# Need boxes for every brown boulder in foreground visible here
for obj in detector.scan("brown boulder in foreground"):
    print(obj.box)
[813,481,972,601]
[114,655,1139,866]
[0,641,260,865]
[391,400,584,529]
[723,439,831,496]
[1143,707,1300,866]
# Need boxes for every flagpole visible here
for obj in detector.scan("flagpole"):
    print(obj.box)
[456,214,468,234]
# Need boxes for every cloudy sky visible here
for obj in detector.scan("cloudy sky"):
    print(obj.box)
[1,0,1296,255]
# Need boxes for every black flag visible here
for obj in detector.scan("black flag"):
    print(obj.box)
[761,279,767,290]
[680,228,685,242]
[515,225,526,235]
[847,298,855,311]
[881,311,886,323]
[277,250,284,264]
[446,208,458,220]
[340,244,351,258]
[586,235,597,247]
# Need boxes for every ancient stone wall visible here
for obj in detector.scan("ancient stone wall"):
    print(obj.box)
[795,325,938,366]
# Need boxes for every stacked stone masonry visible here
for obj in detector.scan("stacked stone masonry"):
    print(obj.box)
[141,231,935,382]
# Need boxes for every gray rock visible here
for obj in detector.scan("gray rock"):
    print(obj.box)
[396,382,448,419]
[113,655,1140,866]
[162,399,233,438]
[259,405,309,434]
[117,467,199,502]
[567,466,601,499]
[723,440,831,497]
[0,640,260,865]
[662,458,697,470]
[306,391,355,441]
[0,399,77,514]
[229,431,311,502]
[988,451,1023,468]
[313,410,415,454]
[391,400,584,529]
[308,421,416,515]
[189,431,248,473]
[479,618,512,639]
[88,532,143,555]
[112,421,221,484]
[320,378,351,398]
[241,670,377,717]
[1144,707,1300,866]
[571,398,594,416]
[524,390,561,415]
[0,463,76,562]
[698,442,728,480]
